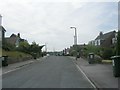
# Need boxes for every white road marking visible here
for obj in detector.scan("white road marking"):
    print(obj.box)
[72,60,97,89]
[76,65,97,89]
[1,61,34,75]
[2,68,21,75]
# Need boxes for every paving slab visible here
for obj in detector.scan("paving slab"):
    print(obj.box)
[69,57,118,88]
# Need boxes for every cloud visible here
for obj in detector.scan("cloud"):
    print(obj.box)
[0,1,118,51]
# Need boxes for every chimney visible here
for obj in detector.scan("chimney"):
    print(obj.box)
[0,14,2,26]
[17,33,20,38]
[99,31,103,36]
[99,31,103,39]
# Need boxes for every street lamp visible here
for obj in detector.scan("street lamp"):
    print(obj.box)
[70,27,77,45]
[45,43,47,52]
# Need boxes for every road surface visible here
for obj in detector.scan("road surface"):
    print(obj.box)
[2,56,94,88]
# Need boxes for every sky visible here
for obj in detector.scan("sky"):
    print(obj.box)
[0,0,118,51]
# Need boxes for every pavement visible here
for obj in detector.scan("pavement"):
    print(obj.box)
[69,56,118,89]
[2,56,48,75]
[2,56,94,88]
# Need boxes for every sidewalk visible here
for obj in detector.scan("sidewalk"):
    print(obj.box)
[70,57,118,88]
[2,56,48,74]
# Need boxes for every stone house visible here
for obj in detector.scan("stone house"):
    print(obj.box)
[5,33,27,47]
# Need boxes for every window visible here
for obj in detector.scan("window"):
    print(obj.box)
[98,39,101,45]
[112,38,117,44]
[95,40,98,46]
[95,40,100,46]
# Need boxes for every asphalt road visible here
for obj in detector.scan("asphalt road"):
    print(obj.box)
[2,56,94,88]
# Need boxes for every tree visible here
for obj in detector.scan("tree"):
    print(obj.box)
[29,42,44,58]
[17,41,30,53]
[17,41,44,58]
[29,42,40,53]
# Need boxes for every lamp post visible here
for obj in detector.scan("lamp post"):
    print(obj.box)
[70,27,77,45]
[45,43,47,53]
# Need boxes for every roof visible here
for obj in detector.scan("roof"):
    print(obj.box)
[10,34,17,38]
[20,38,27,42]
[95,31,116,40]
[0,26,6,32]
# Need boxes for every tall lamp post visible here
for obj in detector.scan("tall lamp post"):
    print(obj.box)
[45,43,47,53]
[70,27,77,45]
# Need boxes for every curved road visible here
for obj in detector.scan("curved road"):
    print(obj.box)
[3,56,94,88]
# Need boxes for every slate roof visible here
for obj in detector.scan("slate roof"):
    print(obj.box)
[95,31,116,40]
[10,34,17,38]
[0,26,6,32]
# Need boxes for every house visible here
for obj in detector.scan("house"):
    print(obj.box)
[0,14,27,48]
[65,48,70,55]
[0,14,6,45]
[0,26,6,44]
[89,31,117,48]
[5,33,28,47]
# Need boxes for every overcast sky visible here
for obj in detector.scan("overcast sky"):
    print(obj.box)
[0,0,118,51]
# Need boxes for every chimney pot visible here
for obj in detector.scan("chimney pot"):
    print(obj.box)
[100,31,103,36]
[18,33,20,38]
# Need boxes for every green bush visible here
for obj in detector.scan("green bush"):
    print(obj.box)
[16,41,30,54]
[69,50,77,56]
[2,50,32,58]
[101,48,114,59]
[83,45,101,57]
[3,42,15,51]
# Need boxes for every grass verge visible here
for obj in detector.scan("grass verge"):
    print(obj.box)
[2,50,32,58]
[102,60,112,64]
